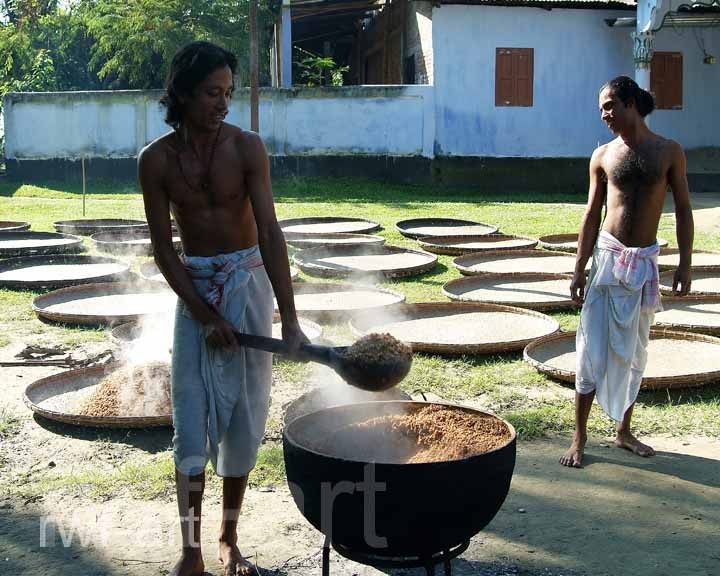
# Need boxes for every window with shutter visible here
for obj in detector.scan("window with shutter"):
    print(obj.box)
[495,48,534,107]
[651,52,683,110]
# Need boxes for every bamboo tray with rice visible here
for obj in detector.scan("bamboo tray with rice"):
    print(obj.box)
[0,221,31,232]
[349,302,559,355]
[32,282,177,327]
[654,295,720,336]
[283,232,385,250]
[0,231,84,258]
[660,270,720,296]
[24,362,172,428]
[395,217,497,239]
[277,282,405,322]
[278,217,381,235]
[443,272,577,311]
[657,249,720,272]
[53,218,148,236]
[453,249,588,276]
[293,245,437,279]
[0,254,131,290]
[523,329,720,389]
[417,234,538,256]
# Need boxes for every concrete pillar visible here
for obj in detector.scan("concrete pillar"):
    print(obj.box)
[281,0,292,87]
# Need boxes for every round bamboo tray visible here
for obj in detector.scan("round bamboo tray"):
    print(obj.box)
[284,232,386,250]
[657,249,720,272]
[0,231,84,258]
[278,217,380,235]
[54,219,148,236]
[32,282,177,326]
[293,244,437,279]
[453,249,587,276]
[396,218,498,239]
[443,272,576,311]
[655,295,720,336]
[538,233,668,253]
[91,230,182,256]
[139,260,299,283]
[349,302,559,355]
[280,282,405,322]
[24,363,172,428]
[0,254,131,290]
[524,329,720,389]
[418,234,538,256]
[660,270,720,296]
[0,221,31,232]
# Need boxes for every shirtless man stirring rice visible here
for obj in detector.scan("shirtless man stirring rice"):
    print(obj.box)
[560,76,694,468]
[139,41,308,575]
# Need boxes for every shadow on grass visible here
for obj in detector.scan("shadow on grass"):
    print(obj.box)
[32,414,173,454]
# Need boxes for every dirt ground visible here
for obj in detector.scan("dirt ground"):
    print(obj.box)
[1,351,718,576]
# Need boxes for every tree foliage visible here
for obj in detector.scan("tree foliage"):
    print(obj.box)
[0,0,274,101]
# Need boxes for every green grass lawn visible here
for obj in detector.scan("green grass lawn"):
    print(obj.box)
[1,176,719,500]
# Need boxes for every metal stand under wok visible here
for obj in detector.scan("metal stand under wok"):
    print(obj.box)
[321,536,470,576]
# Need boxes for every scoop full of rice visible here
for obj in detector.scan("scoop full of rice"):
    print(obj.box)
[342,332,412,367]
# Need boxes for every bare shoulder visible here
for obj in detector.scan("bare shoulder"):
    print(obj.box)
[664,137,685,160]
[138,131,175,171]
[590,141,612,171]
[226,125,268,169]
[228,125,265,152]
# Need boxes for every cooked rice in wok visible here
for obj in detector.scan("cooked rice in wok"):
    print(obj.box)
[312,404,511,463]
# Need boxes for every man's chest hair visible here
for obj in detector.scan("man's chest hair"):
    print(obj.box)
[605,141,666,189]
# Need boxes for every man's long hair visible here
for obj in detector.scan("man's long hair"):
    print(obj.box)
[160,41,238,130]
[601,76,655,118]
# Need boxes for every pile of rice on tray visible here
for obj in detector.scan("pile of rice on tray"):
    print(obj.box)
[78,361,171,417]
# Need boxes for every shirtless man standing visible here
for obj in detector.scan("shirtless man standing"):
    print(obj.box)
[560,76,694,468]
[139,41,308,575]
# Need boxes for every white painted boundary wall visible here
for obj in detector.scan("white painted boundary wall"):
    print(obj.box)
[3,85,435,160]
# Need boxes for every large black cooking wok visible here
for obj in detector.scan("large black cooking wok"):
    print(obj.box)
[283,401,516,558]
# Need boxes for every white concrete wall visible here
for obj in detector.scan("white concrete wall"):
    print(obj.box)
[3,85,435,160]
[651,27,720,149]
[432,6,634,157]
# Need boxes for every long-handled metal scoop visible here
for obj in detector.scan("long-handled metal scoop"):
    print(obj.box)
[234,331,412,392]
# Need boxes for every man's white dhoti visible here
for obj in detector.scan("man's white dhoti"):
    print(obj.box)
[576,231,662,422]
[171,245,274,477]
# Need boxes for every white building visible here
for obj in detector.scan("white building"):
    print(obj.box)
[4,0,719,189]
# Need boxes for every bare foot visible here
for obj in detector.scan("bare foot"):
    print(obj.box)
[615,432,655,457]
[560,436,586,468]
[218,540,255,576]
[170,549,205,576]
